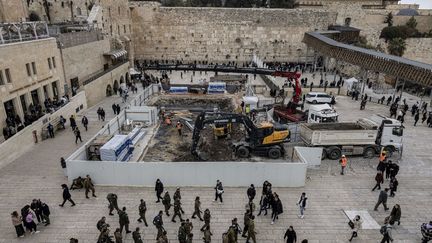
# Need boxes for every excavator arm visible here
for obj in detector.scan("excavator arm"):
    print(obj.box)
[191,112,257,160]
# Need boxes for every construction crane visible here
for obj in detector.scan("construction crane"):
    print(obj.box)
[191,112,291,160]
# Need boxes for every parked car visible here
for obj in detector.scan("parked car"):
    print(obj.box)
[305,92,332,104]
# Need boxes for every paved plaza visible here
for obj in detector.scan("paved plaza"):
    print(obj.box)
[0,74,431,243]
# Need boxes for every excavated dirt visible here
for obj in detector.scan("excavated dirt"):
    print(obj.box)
[147,94,236,112]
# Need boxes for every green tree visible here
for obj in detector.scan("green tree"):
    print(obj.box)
[406,16,417,29]
[387,37,406,57]
[384,12,393,27]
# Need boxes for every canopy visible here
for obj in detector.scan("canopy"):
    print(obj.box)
[104,49,127,59]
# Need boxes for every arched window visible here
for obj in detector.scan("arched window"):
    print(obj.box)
[344,17,352,27]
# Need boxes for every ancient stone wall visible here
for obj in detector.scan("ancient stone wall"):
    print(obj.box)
[130,3,337,63]
[28,0,91,22]
[0,0,28,22]
[403,38,432,65]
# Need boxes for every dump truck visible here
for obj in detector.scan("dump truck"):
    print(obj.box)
[300,115,403,160]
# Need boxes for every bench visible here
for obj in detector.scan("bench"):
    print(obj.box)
[41,116,65,140]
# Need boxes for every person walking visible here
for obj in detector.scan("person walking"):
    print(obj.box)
[203,225,212,243]
[30,199,42,224]
[241,210,251,238]
[107,193,119,216]
[112,103,117,115]
[47,122,54,138]
[114,228,122,243]
[247,184,256,203]
[414,112,420,126]
[41,202,50,226]
[389,176,398,197]
[374,188,390,211]
[339,155,348,175]
[59,184,76,207]
[83,174,96,199]
[284,226,297,243]
[246,215,257,243]
[349,215,362,241]
[116,104,121,115]
[96,216,108,232]
[81,116,89,131]
[257,193,268,216]
[191,196,203,221]
[101,108,106,121]
[70,115,77,130]
[200,209,211,231]
[214,180,224,203]
[137,199,148,227]
[11,211,25,238]
[297,192,307,219]
[155,179,164,203]
[372,171,384,191]
[178,222,187,243]
[172,198,184,223]
[153,211,165,240]
[74,127,82,144]
[25,210,39,234]
[389,204,401,225]
[380,222,394,243]
[271,193,283,224]
[173,188,185,214]
[162,191,171,216]
[118,207,131,234]
[132,227,143,243]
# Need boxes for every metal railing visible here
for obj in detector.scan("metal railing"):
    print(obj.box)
[82,60,129,86]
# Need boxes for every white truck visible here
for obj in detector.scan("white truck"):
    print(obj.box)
[307,104,339,123]
[300,115,403,160]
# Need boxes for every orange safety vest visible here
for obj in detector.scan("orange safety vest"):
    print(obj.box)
[379,153,386,162]
[340,157,347,166]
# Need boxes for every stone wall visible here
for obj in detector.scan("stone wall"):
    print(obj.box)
[28,0,91,22]
[62,38,111,88]
[404,38,432,65]
[83,62,130,106]
[0,0,27,22]
[130,3,337,63]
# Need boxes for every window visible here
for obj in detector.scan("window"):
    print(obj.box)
[31,62,37,75]
[52,57,56,68]
[118,6,121,15]
[345,17,352,27]
[48,58,52,69]
[26,63,31,76]
[392,127,403,136]
[5,68,11,83]
[109,7,111,18]
[110,25,112,35]
[118,25,120,35]
[124,25,126,34]
[0,70,4,85]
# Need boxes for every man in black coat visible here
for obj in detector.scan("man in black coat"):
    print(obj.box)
[284,226,297,243]
[59,184,76,207]
[155,179,164,203]
[247,184,256,203]
[41,202,50,226]
[374,188,389,211]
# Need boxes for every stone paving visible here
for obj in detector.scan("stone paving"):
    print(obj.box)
[0,77,431,243]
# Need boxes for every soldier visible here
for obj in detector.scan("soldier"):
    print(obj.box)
[247,184,256,203]
[203,225,212,243]
[186,233,194,243]
[132,227,143,243]
[226,225,237,243]
[83,174,96,199]
[173,187,185,214]
[157,230,168,243]
[137,199,148,227]
[200,209,211,231]
[155,179,164,203]
[172,198,185,223]
[153,211,165,240]
[114,228,122,243]
[97,227,112,243]
[241,210,251,238]
[192,196,203,221]
[184,218,193,236]
[96,216,109,232]
[231,217,242,241]
[107,193,119,216]
[247,215,257,243]
[178,222,188,243]
[162,191,172,216]
[118,207,131,234]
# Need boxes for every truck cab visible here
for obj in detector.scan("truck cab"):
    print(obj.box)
[307,104,339,123]
[369,115,404,156]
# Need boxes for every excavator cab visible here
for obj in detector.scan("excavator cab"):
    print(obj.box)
[213,123,232,139]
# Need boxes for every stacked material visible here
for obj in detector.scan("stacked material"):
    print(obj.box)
[128,127,147,146]
[100,135,132,161]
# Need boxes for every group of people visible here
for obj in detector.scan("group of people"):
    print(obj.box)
[10,199,51,238]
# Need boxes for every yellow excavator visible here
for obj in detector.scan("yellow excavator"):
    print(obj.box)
[191,112,291,160]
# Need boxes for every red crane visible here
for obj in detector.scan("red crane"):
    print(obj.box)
[271,71,302,104]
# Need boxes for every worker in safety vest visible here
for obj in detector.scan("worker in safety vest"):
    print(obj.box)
[339,155,348,175]
[379,151,387,162]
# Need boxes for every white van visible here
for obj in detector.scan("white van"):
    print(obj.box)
[305,92,332,104]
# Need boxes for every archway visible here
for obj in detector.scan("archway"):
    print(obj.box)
[113,80,119,94]
[119,76,124,84]
[29,12,41,21]
[106,84,113,97]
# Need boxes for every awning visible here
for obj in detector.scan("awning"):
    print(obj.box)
[104,49,127,59]
[129,68,141,75]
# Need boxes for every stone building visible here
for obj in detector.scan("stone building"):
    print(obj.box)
[0,22,64,135]
[0,0,27,22]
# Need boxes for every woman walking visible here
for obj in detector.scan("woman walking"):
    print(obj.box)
[349,215,362,242]
[11,211,25,237]
[271,193,283,225]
